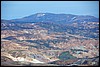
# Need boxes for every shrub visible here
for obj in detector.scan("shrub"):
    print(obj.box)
[58,51,77,60]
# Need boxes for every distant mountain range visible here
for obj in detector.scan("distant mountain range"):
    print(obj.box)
[2,13,99,24]
[1,13,99,39]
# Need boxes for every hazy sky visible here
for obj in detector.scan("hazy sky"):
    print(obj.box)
[1,1,99,20]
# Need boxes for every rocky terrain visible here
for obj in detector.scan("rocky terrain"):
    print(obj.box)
[1,13,99,66]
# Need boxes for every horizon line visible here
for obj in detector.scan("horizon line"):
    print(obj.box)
[1,12,99,20]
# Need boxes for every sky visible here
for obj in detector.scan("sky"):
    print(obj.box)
[1,1,99,20]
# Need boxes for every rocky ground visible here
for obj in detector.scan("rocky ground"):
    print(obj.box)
[1,18,99,66]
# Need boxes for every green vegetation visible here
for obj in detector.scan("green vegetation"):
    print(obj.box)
[58,51,77,60]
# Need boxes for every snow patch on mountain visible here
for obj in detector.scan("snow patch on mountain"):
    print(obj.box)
[69,17,77,22]
[37,13,45,17]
